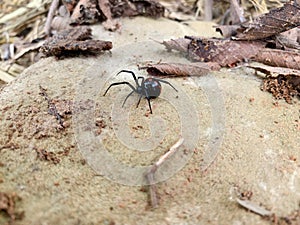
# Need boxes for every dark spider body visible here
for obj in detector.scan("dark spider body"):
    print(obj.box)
[103,70,178,114]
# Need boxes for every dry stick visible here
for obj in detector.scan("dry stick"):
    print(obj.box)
[204,0,213,21]
[44,0,60,36]
[145,137,184,208]
[230,0,246,24]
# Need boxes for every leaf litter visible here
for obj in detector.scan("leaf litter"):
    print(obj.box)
[158,1,300,103]
[0,0,165,82]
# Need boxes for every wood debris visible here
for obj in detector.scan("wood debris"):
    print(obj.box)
[161,1,300,102]
[145,138,184,208]
[40,26,112,58]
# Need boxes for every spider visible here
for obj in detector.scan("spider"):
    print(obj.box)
[103,70,178,114]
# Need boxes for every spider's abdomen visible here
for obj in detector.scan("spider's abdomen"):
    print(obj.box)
[143,78,161,99]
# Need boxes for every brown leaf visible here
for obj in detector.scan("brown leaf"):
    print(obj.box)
[142,62,220,77]
[161,38,190,53]
[255,49,300,70]
[99,0,112,18]
[248,64,300,77]
[98,0,120,31]
[235,2,300,40]
[186,36,265,67]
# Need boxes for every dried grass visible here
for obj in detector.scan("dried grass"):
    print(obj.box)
[0,0,50,83]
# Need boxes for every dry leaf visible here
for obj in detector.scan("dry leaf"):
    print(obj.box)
[161,38,190,53]
[186,36,265,67]
[234,2,300,40]
[255,49,300,70]
[142,62,220,77]
[248,63,300,77]
[98,0,119,31]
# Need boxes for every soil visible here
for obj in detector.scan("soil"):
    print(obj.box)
[0,17,299,225]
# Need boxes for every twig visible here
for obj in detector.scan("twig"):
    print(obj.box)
[230,0,246,24]
[236,198,272,217]
[204,0,213,21]
[39,85,64,128]
[145,137,184,208]
[44,0,60,36]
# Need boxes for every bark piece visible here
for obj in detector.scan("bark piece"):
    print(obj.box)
[40,26,112,58]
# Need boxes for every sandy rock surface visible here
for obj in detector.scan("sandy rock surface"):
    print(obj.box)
[0,17,299,225]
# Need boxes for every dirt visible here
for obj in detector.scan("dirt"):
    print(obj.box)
[0,17,299,225]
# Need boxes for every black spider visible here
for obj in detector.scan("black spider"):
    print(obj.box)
[103,70,178,114]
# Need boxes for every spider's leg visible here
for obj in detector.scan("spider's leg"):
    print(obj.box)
[138,77,144,81]
[117,70,139,87]
[103,82,136,96]
[155,79,178,92]
[146,97,153,114]
[122,90,134,107]
[136,94,143,108]
[144,90,153,114]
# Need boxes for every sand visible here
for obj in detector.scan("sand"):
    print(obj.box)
[0,17,299,225]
